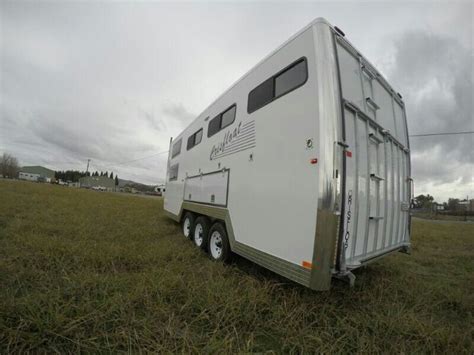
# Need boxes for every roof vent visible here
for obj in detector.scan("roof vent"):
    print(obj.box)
[334,26,345,37]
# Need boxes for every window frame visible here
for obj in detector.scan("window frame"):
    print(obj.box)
[207,104,237,138]
[171,138,182,158]
[169,163,179,181]
[247,57,308,114]
[220,105,237,130]
[186,128,203,151]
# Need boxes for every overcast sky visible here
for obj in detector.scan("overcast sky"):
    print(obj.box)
[0,0,472,201]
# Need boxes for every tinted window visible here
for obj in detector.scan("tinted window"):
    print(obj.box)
[221,105,236,129]
[275,60,307,97]
[171,138,182,158]
[194,129,203,145]
[186,135,194,150]
[207,104,237,138]
[187,128,203,150]
[169,164,179,181]
[247,58,307,114]
[208,115,221,137]
[248,78,274,114]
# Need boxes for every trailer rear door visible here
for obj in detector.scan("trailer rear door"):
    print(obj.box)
[336,37,411,268]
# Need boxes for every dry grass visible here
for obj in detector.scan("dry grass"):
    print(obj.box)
[0,179,472,353]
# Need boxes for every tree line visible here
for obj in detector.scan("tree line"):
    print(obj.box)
[55,170,118,184]
[413,194,470,211]
[1,152,123,185]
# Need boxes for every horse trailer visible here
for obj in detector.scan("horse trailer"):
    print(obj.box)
[164,18,411,290]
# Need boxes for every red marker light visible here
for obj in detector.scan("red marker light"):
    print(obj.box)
[310,158,318,164]
[346,151,352,158]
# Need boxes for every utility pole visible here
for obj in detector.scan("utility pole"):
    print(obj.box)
[466,195,469,222]
[86,159,90,175]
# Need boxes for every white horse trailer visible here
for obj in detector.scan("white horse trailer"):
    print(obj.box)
[164,18,411,290]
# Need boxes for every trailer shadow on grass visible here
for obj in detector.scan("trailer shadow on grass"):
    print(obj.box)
[227,251,393,296]
[163,216,399,298]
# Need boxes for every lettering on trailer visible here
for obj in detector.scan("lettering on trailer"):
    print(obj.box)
[343,190,353,250]
[209,120,256,160]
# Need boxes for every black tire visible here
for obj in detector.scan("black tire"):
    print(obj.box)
[193,216,211,250]
[181,212,195,239]
[207,222,232,262]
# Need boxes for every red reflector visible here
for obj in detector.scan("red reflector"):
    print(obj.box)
[346,151,352,158]
[302,261,313,269]
[310,158,318,164]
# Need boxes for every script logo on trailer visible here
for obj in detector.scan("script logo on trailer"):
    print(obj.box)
[209,120,256,160]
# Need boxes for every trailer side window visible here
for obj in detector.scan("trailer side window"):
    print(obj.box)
[247,57,308,114]
[187,128,203,150]
[221,105,236,129]
[208,115,221,137]
[274,60,307,97]
[247,78,273,114]
[171,138,182,158]
[207,104,237,138]
[169,164,179,181]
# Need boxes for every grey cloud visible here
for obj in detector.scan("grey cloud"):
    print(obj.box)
[162,103,196,125]
[1,1,472,191]
[29,114,104,159]
[386,31,473,194]
[138,106,167,132]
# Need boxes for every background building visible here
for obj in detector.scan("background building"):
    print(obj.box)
[19,172,41,181]
[18,166,55,182]
[79,176,115,191]
[458,199,474,212]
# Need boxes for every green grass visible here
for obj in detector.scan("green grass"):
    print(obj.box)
[0,180,472,353]
[412,211,474,222]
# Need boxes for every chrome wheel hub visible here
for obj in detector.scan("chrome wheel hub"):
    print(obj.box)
[210,231,223,259]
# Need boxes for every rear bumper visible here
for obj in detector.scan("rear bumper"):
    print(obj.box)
[343,242,411,269]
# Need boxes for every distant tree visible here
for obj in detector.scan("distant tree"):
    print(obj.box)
[54,170,89,182]
[100,171,104,176]
[104,171,108,178]
[115,175,119,186]
[413,194,434,209]
[448,198,460,211]
[110,172,114,179]
[0,153,19,178]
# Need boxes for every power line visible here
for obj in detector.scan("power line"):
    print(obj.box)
[91,150,169,170]
[410,131,474,137]
[27,130,474,172]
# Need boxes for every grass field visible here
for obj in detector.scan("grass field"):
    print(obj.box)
[0,180,472,353]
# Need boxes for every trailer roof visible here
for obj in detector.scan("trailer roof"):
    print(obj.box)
[173,17,404,141]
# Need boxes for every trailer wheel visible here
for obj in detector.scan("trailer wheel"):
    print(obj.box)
[193,216,210,250]
[208,222,231,262]
[182,212,195,239]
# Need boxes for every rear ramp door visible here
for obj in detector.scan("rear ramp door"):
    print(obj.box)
[336,37,411,268]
